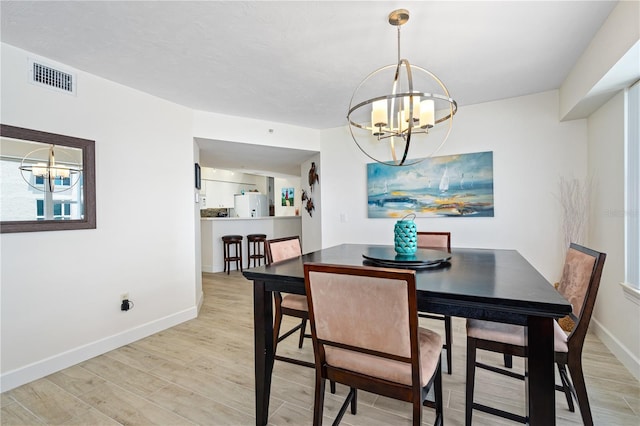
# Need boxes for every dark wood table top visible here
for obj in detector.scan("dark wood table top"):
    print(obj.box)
[243,244,572,322]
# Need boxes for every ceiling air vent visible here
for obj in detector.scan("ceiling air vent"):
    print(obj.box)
[28,59,76,95]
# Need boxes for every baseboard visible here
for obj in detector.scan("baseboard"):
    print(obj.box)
[202,265,226,273]
[196,289,204,314]
[591,317,640,381]
[0,306,197,392]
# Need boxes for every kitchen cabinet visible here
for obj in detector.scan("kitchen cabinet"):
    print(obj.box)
[202,181,237,208]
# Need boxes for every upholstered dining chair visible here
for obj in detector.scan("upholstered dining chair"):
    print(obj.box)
[265,236,310,363]
[417,231,453,375]
[465,243,606,426]
[304,263,444,426]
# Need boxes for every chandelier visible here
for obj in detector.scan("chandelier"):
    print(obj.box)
[347,9,457,166]
[19,144,82,193]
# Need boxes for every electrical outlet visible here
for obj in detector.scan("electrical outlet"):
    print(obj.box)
[120,292,131,311]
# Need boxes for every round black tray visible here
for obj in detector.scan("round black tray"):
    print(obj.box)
[362,247,451,270]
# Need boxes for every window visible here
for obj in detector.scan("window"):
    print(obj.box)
[36,200,71,220]
[34,175,71,187]
[624,80,639,298]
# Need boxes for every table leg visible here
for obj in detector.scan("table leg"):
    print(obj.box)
[525,316,556,425]
[253,280,274,426]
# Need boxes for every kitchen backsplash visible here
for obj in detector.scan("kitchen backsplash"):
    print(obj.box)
[201,208,229,217]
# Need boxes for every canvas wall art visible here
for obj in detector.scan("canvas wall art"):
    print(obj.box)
[367,151,494,218]
[281,187,294,206]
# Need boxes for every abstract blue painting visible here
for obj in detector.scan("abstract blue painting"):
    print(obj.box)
[367,151,494,218]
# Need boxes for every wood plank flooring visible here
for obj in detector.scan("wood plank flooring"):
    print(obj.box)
[2,271,639,425]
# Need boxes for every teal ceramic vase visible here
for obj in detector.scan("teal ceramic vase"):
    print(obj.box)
[394,214,417,255]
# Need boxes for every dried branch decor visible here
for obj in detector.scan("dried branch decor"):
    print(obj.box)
[557,176,592,248]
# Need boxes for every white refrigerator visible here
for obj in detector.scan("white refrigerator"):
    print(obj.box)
[234,193,268,218]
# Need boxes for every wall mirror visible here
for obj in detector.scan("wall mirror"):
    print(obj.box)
[0,124,96,233]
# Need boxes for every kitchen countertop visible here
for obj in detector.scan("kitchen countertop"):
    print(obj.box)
[200,214,302,273]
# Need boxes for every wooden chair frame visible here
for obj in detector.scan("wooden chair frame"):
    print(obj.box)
[417,231,453,374]
[304,263,444,426]
[465,243,606,426]
[265,236,312,368]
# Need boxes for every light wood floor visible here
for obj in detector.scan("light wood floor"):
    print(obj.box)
[2,271,639,425]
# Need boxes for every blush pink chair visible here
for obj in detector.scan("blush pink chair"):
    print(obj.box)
[417,231,453,375]
[465,243,606,425]
[304,263,444,426]
[265,236,309,363]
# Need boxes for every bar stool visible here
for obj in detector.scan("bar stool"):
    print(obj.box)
[222,235,243,274]
[246,233,267,268]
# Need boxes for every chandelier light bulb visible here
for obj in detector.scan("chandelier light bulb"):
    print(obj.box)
[32,163,48,177]
[54,165,70,179]
[404,94,421,122]
[420,99,435,128]
[371,100,388,128]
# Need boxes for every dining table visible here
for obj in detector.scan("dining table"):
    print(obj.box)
[242,244,572,426]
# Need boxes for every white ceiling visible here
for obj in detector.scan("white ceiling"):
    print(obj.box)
[0,1,619,176]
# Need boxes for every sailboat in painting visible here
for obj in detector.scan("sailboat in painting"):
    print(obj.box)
[439,167,449,194]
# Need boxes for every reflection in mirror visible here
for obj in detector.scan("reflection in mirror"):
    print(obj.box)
[3,140,83,220]
[0,125,96,233]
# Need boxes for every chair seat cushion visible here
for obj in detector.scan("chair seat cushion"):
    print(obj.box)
[325,327,443,387]
[281,294,308,311]
[466,319,568,353]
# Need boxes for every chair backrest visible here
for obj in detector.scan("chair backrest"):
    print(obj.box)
[304,263,421,386]
[417,231,451,252]
[265,236,302,264]
[556,243,606,350]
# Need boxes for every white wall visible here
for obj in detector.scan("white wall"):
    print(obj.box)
[320,91,587,282]
[0,44,198,391]
[193,141,203,313]
[559,0,640,379]
[587,91,640,379]
[560,0,640,120]
[193,110,322,152]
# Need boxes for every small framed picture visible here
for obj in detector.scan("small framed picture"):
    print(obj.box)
[194,163,201,189]
[281,187,294,206]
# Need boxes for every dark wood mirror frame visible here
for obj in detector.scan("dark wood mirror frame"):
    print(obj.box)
[0,124,96,233]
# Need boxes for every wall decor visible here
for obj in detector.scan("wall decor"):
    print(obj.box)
[367,151,494,218]
[301,189,315,217]
[308,162,319,191]
[281,187,294,206]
